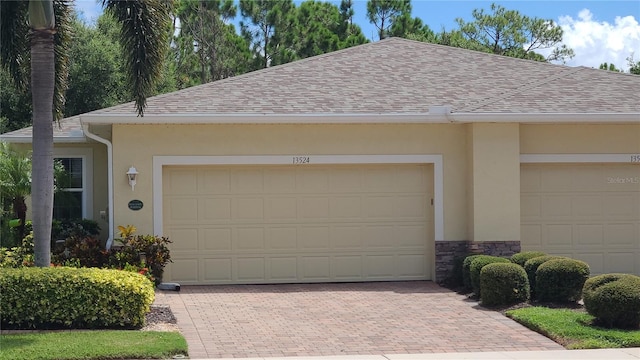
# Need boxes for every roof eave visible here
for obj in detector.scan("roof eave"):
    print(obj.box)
[81,113,442,124]
[0,135,87,144]
[81,112,640,125]
[450,112,640,124]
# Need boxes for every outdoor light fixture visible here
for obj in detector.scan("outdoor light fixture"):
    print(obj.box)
[126,166,138,191]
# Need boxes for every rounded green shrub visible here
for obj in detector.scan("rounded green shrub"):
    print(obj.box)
[583,273,640,329]
[470,255,510,297]
[462,254,483,292]
[510,251,546,267]
[0,267,154,329]
[523,255,566,299]
[480,262,530,307]
[536,258,590,302]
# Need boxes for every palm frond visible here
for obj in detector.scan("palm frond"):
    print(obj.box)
[0,143,31,198]
[104,0,172,116]
[53,0,73,121]
[0,0,30,89]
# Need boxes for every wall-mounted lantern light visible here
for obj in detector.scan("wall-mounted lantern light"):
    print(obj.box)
[126,166,138,191]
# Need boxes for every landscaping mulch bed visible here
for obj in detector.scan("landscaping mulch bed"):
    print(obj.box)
[142,305,179,332]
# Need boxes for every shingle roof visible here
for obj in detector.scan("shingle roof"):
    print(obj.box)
[0,116,85,142]
[90,37,640,116]
[2,38,639,143]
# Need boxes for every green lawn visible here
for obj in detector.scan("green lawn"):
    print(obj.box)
[506,306,640,349]
[0,330,188,360]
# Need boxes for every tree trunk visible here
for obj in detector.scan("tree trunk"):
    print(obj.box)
[12,196,28,242]
[31,30,55,267]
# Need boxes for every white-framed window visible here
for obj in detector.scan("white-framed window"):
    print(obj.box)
[53,148,93,220]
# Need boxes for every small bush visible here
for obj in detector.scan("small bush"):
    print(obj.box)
[53,219,101,240]
[469,255,510,297]
[536,258,590,303]
[510,251,546,267]
[58,235,110,268]
[462,254,483,292]
[480,262,530,306]
[583,273,640,329]
[0,232,36,268]
[25,219,101,251]
[111,234,172,285]
[523,255,566,299]
[0,267,154,329]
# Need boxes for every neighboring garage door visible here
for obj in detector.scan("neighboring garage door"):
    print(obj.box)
[521,164,640,275]
[163,164,434,285]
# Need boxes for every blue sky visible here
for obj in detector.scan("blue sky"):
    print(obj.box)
[351,1,640,38]
[75,0,640,70]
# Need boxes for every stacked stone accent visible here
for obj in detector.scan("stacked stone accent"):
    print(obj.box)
[474,241,521,258]
[435,241,521,284]
[434,241,469,284]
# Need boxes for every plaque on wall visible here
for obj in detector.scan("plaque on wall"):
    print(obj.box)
[128,199,143,211]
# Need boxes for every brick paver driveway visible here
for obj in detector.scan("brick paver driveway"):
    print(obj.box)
[159,281,562,359]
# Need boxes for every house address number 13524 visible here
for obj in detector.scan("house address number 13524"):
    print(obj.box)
[293,156,310,164]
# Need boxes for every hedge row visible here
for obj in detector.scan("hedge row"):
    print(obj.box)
[0,267,154,329]
[462,251,594,307]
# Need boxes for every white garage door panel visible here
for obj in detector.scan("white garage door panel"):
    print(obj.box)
[164,164,433,284]
[521,164,640,275]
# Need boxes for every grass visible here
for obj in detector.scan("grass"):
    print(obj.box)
[0,330,188,360]
[506,306,640,349]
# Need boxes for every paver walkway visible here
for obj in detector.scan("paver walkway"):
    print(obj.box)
[157,281,563,359]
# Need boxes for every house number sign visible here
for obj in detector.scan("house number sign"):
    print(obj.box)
[128,200,144,211]
[292,156,310,164]
[631,155,640,163]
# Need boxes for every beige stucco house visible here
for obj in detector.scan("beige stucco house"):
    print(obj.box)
[2,38,639,284]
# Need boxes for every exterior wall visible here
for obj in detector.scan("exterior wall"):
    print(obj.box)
[520,124,640,153]
[107,122,640,283]
[465,125,474,241]
[468,123,521,242]
[435,123,521,284]
[90,144,109,238]
[111,123,469,240]
[22,143,109,240]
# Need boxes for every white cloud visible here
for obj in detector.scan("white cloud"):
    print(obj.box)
[547,9,640,71]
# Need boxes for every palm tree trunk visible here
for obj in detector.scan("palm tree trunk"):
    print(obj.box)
[31,30,55,267]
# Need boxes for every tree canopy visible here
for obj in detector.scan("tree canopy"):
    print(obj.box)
[599,62,622,72]
[448,3,574,62]
[366,0,411,40]
[1,0,172,267]
[174,0,249,84]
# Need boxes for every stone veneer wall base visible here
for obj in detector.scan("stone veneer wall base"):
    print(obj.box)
[435,241,521,284]
[434,241,469,284]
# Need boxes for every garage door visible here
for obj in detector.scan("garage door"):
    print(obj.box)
[521,164,640,275]
[163,164,434,284]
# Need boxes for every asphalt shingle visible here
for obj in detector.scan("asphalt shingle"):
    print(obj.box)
[3,37,639,142]
[90,38,640,116]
